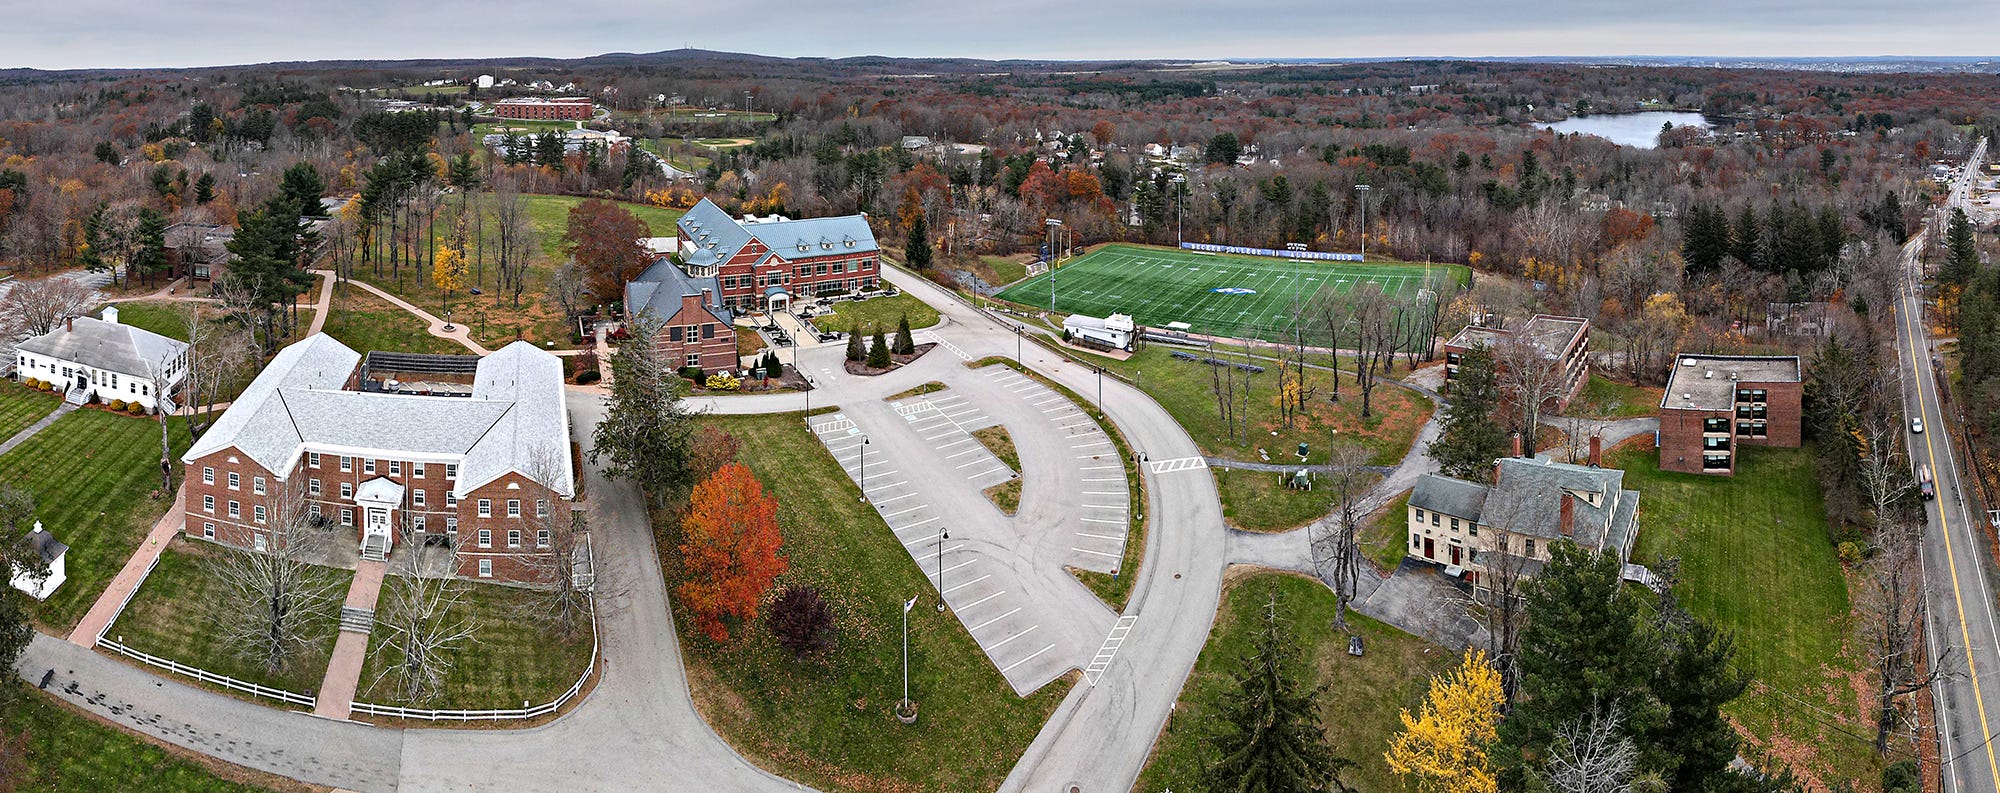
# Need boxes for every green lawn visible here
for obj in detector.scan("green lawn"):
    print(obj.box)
[518,194,684,263]
[639,139,713,173]
[811,293,943,336]
[0,380,59,440]
[1361,489,1413,571]
[357,577,593,709]
[108,539,349,695]
[1574,374,1663,419]
[1212,466,1347,533]
[668,413,1065,793]
[994,242,1467,342]
[0,690,279,792]
[0,409,188,631]
[321,286,467,355]
[1620,444,1877,783]
[106,299,314,403]
[970,425,1019,472]
[470,119,582,138]
[1136,572,1447,793]
[1074,345,1432,468]
[980,255,1028,286]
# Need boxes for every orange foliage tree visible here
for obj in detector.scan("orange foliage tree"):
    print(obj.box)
[678,462,788,642]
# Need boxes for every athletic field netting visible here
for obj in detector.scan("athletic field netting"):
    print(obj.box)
[993,243,1470,342]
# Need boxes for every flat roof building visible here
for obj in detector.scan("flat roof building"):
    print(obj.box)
[1442,314,1592,416]
[491,97,593,121]
[1658,354,1802,475]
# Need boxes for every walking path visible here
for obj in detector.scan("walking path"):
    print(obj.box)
[313,559,387,721]
[0,403,75,457]
[327,273,490,355]
[69,486,185,646]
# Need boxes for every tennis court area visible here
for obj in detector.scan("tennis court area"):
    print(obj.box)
[993,243,1468,341]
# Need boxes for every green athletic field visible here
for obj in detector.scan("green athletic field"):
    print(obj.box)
[993,243,1469,341]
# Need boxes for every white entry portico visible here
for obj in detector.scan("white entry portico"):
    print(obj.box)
[353,477,404,561]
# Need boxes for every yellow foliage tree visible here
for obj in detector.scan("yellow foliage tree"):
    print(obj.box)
[1385,649,1506,793]
[432,245,467,320]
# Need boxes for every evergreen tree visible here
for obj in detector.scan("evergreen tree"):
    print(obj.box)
[1206,592,1353,793]
[845,327,865,362]
[894,314,916,355]
[867,325,892,368]
[93,141,118,165]
[590,313,698,507]
[621,147,651,190]
[1730,205,1762,269]
[1682,204,1731,279]
[278,162,326,219]
[1427,344,1509,483]
[1503,543,1660,784]
[222,196,315,355]
[905,213,933,270]
[193,172,217,204]
[1646,616,1751,791]
[131,208,169,285]
[1944,208,1980,289]
[1879,191,1907,242]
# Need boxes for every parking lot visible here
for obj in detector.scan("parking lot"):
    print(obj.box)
[808,373,1117,695]
[977,366,1132,573]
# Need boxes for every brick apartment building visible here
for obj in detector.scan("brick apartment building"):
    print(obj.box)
[1442,314,1592,413]
[1657,354,1802,475]
[625,260,738,372]
[491,97,593,121]
[674,198,882,315]
[180,335,577,582]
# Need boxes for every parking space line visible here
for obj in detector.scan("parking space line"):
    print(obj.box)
[1079,465,1120,471]
[967,607,1022,634]
[955,458,993,469]
[943,574,990,594]
[1041,406,1070,414]
[964,466,1007,479]
[1082,517,1124,524]
[873,492,916,504]
[1076,454,1108,460]
[893,516,939,531]
[1000,644,1058,673]
[986,625,1039,651]
[1072,547,1122,558]
[1076,531,1125,541]
[1082,477,1121,482]
[1072,441,1111,449]
[864,480,908,492]
[1083,489,1123,494]
[883,505,926,519]
[937,436,976,447]
[957,589,1007,612]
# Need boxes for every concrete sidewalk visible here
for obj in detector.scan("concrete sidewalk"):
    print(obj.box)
[69,486,184,647]
[0,403,75,457]
[331,275,489,355]
[313,559,387,720]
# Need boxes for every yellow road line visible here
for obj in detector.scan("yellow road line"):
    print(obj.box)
[1903,281,2000,789]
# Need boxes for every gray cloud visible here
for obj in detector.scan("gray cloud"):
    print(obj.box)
[4,0,1993,70]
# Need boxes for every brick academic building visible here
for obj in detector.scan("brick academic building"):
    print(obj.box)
[180,336,577,582]
[491,97,593,121]
[672,198,882,315]
[1657,354,1802,475]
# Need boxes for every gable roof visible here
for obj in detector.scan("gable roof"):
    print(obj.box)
[16,312,189,379]
[182,335,573,498]
[626,260,731,324]
[1408,457,1640,556]
[674,197,877,270]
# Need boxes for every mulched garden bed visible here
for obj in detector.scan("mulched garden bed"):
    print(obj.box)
[844,343,937,376]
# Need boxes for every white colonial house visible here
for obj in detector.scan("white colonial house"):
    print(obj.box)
[13,305,189,412]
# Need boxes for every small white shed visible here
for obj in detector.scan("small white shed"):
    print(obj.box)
[10,522,67,601]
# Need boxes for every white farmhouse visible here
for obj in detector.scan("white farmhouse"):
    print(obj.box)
[13,305,190,412]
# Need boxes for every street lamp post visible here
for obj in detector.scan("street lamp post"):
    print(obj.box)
[802,371,813,417]
[1045,218,1064,311]
[859,436,870,501]
[899,595,917,719]
[1355,184,1372,261]
[935,529,950,612]
[1095,366,1104,417]
[1016,324,1024,364]
[1172,173,1187,247]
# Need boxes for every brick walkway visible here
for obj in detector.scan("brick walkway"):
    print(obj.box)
[312,559,386,720]
[69,486,184,647]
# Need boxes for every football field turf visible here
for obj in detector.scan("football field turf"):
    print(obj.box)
[992,243,1469,341]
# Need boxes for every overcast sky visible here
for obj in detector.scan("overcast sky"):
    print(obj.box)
[7,0,1996,70]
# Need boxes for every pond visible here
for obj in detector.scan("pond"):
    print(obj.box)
[1541,111,1711,149]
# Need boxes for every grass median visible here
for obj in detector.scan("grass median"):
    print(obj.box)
[665,413,1064,793]
[812,293,942,336]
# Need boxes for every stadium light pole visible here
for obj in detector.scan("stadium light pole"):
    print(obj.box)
[1045,218,1064,311]
[936,529,950,612]
[1171,173,1187,247]
[1355,184,1372,261]
[1286,242,1307,353]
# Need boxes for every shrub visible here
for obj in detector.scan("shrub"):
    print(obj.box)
[21,378,38,390]
[128,403,147,415]
[767,584,834,657]
[1883,760,1919,793]
[705,373,741,391]
[678,366,705,382]
[845,328,865,362]
[108,399,127,412]
[1836,540,1866,566]
[867,326,891,368]
[894,314,916,355]
[761,351,783,379]
[574,369,601,385]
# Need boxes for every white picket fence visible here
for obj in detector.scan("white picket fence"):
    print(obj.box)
[349,600,600,722]
[97,638,317,708]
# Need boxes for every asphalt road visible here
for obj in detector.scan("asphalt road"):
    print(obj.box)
[1904,137,2000,793]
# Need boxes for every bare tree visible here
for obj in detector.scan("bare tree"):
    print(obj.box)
[514,446,602,642]
[549,258,589,327]
[1494,331,1563,456]
[493,180,535,309]
[0,277,97,338]
[1545,701,1639,793]
[1311,289,1356,403]
[181,304,255,441]
[1308,440,1373,629]
[1349,282,1396,417]
[1864,519,1948,753]
[202,483,343,676]
[371,573,478,704]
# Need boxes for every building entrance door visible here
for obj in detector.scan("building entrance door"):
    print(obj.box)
[1450,544,1462,565]
[1423,537,1435,560]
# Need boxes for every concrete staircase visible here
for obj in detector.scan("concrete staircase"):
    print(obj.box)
[62,385,89,406]
[359,533,389,562]
[338,606,375,635]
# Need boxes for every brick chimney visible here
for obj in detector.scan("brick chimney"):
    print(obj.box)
[64,316,72,333]
[1510,432,1522,458]
[1559,492,1575,537]
[700,287,713,308]
[1588,435,1602,467]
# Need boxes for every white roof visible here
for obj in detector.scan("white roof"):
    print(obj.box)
[16,313,187,379]
[183,335,573,498]
[354,477,405,505]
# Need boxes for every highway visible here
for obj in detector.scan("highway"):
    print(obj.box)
[1905,137,1996,793]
